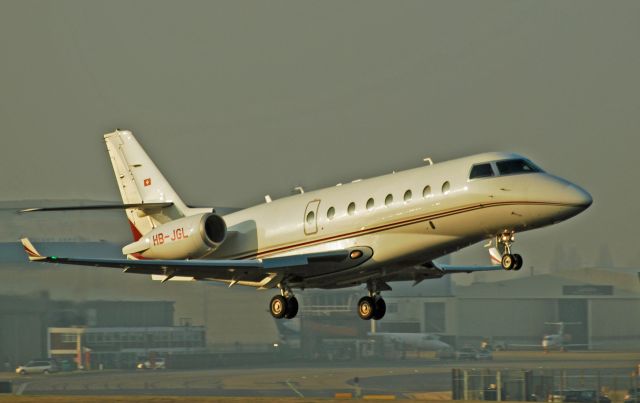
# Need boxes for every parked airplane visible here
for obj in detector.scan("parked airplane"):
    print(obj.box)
[541,322,586,352]
[20,130,592,321]
[507,322,585,352]
[370,332,451,351]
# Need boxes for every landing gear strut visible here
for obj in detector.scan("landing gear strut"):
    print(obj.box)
[497,231,523,271]
[270,287,299,319]
[358,282,387,320]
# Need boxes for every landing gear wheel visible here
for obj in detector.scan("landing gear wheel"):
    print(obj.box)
[270,295,288,319]
[513,254,523,271]
[373,297,386,320]
[358,296,375,320]
[285,296,299,319]
[501,254,515,270]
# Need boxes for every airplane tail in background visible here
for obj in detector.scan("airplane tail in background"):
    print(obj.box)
[489,247,502,266]
[104,130,195,240]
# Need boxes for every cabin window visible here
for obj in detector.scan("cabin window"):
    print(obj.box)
[422,185,432,198]
[469,163,495,179]
[442,181,450,194]
[306,211,315,225]
[347,202,356,215]
[403,189,412,202]
[327,207,335,220]
[366,198,375,211]
[385,194,393,206]
[496,159,542,176]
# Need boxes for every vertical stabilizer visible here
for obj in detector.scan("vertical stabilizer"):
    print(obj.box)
[104,129,190,239]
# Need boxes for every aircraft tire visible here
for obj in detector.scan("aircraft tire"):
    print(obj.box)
[513,254,523,270]
[284,296,299,319]
[373,297,386,320]
[270,295,288,319]
[357,296,375,320]
[501,254,515,270]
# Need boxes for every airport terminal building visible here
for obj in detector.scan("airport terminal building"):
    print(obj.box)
[295,266,640,353]
[370,267,640,349]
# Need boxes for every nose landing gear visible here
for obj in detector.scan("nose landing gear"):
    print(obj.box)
[497,231,523,271]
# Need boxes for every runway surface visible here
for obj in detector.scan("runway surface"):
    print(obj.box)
[1,351,638,399]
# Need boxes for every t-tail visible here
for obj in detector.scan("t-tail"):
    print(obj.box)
[103,129,212,241]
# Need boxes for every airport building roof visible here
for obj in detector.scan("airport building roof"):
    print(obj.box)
[456,267,640,299]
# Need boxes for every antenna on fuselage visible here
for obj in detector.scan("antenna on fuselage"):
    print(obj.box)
[423,157,434,165]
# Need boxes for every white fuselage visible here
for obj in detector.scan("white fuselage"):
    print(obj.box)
[373,332,451,351]
[206,152,590,288]
[542,334,562,349]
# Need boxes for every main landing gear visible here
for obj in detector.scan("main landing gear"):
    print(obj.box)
[358,281,387,320]
[497,231,524,271]
[357,295,386,320]
[270,287,299,319]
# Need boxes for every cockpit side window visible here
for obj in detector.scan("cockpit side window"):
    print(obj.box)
[496,159,542,176]
[469,163,495,180]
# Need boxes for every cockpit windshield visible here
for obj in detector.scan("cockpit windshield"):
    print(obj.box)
[469,158,542,180]
[469,163,495,179]
[496,159,542,175]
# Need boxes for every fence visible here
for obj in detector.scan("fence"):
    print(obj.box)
[452,368,640,402]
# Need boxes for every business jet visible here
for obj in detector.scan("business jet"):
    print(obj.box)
[369,332,451,351]
[20,130,592,321]
[541,322,586,352]
[507,322,586,352]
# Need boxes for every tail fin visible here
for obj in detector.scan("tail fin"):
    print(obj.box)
[489,247,502,266]
[21,238,46,261]
[104,130,193,240]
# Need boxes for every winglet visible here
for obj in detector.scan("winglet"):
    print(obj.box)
[20,238,46,261]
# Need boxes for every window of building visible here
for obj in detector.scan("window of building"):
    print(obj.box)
[403,189,412,202]
[469,163,495,179]
[422,185,432,198]
[441,181,450,194]
[61,333,77,343]
[347,202,356,215]
[366,198,374,211]
[385,194,393,206]
[327,207,335,220]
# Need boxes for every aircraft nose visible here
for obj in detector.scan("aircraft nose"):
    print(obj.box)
[563,183,593,210]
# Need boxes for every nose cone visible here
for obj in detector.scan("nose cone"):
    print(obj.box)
[563,183,593,211]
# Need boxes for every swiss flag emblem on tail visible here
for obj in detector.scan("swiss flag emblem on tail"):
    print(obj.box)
[143,178,151,187]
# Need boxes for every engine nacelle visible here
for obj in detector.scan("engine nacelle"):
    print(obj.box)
[122,213,227,259]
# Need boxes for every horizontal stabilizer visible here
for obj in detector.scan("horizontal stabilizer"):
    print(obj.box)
[19,202,174,213]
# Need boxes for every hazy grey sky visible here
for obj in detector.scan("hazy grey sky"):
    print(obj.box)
[1,1,638,267]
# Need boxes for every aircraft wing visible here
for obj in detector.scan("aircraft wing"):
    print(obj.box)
[377,261,503,284]
[436,264,503,274]
[20,238,372,288]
